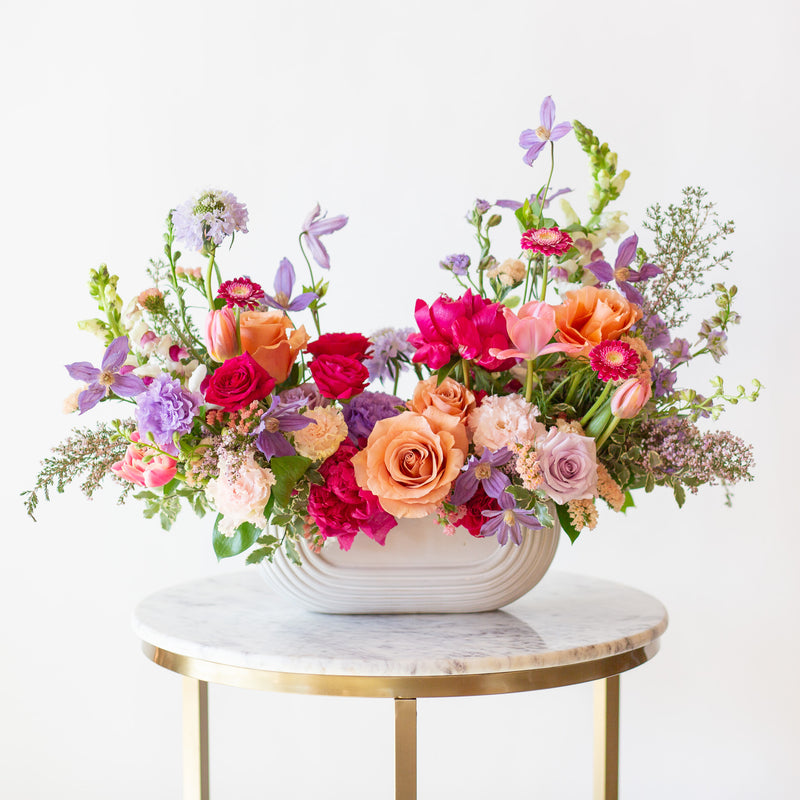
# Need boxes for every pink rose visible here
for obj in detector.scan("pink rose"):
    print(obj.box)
[111,431,177,488]
[536,427,597,504]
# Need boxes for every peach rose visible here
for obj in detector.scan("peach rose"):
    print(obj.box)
[351,411,466,518]
[239,310,310,383]
[553,286,642,356]
[408,376,476,432]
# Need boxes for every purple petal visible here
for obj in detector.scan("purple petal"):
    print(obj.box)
[307,214,348,236]
[255,430,296,461]
[101,336,130,372]
[303,203,322,231]
[450,471,479,506]
[261,294,288,311]
[539,95,555,129]
[305,234,331,270]
[495,199,523,210]
[277,414,315,432]
[497,490,515,510]
[66,361,100,382]
[522,140,547,166]
[111,373,147,398]
[549,121,572,142]
[615,234,638,269]
[519,128,541,148]
[617,281,644,305]
[274,258,295,297]
[77,384,105,414]
[486,447,513,466]
[482,470,510,499]
[628,262,662,281]
[287,292,317,312]
[585,259,614,283]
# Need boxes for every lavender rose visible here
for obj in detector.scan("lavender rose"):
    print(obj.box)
[536,428,597,504]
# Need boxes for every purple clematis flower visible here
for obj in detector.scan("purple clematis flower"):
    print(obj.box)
[66,336,146,414]
[495,187,573,211]
[262,258,317,312]
[519,96,573,166]
[585,234,662,304]
[252,396,314,460]
[480,491,542,546]
[451,448,513,506]
[301,203,348,270]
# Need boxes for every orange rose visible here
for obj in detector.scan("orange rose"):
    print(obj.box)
[408,375,476,431]
[239,310,310,383]
[351,411,466,518]
[554,286,642,356]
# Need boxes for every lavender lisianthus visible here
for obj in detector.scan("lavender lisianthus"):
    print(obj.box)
[652,362,677,398]
[171,189,249,251]
[637,313,671,351]
[342,391,404,443]
[135,374,202,455]
[666,337,691,368]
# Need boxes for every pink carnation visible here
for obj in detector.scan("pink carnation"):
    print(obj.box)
[111,431,178,488]
[468,394,545,453]
[307,441,397,550]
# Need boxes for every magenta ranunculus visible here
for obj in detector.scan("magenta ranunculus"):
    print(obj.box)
[308,354,370,400]
[204,352,276,411]
[307,441,397,550]
[535,427,598,504]
[408,289,516,371]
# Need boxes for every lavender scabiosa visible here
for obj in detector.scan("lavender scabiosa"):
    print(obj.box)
[439,254,470,276]
[364,327,416,385]
[171,189,249,251]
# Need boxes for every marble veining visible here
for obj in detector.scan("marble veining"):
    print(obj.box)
[131,571,668,677]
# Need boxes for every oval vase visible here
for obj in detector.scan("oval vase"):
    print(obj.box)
[261,515,560,614]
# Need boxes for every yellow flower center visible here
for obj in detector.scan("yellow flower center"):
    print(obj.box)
[534,125,551,140]
[98,370,115,393]
[474,464,492,480]
[263,418,280,433]
[614,266,630,281]
[503,509,517,525]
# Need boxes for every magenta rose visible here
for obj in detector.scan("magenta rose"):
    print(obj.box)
[307,331,372,361]
[535,427,597,504]
[309,354,370,400]
[204,352,276,411]
[408,289,516,371]
[307,441,397,550]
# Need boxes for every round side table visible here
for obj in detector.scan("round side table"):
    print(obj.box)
[132,571,667,800]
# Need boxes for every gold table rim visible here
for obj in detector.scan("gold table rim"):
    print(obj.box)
[142,639,661,698]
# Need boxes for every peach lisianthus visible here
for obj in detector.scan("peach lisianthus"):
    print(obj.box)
[352,411,466,518]
[408,375,476,430]
[239,310,309,382]
[553,286,642,357]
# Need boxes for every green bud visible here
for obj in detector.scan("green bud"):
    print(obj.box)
[487,214,502,228]
[77,318,109,339]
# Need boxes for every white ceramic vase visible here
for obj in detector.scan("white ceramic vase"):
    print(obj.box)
[260,514,560,614]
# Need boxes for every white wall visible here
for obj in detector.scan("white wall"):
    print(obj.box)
[2,0,797,797]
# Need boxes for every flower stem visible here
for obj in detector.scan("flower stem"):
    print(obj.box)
[204,247,217,310]
[525,359,534,403]
[580,381,612,427]
[461,359,471,391]
[595,415,621,451]
[298,234,322,336]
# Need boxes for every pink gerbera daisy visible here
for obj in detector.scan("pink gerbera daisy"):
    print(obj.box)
[217,277,265,309]
[589,340,640,382]
[520,227,573,257]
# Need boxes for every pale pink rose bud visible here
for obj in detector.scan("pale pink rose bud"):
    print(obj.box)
[205,307,240,362]
[611,375,652,419]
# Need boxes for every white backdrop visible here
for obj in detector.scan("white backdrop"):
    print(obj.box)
[2,1,798,797]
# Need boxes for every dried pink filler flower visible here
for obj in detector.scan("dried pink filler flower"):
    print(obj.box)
[218,277,265,309]
[521,227,573,257]
[589,340,640,382]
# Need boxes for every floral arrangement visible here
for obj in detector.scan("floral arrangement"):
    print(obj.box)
[26,97,759,565]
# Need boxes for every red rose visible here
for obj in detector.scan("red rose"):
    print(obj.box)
[307,441,397,550]
[307,332,372,361]
[204,352,276,411]
[309,354,370,400]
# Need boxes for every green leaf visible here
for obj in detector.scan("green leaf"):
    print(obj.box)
[505,485,537,510]
[245,546,274,565]
[556,504,581,544]
[435,358,460,386]
[212,515,260,560]
[673,482,686,509]
[283,536,302,566]
[644,472,655,493]
[620,490,635,512]
[270,455,312,508]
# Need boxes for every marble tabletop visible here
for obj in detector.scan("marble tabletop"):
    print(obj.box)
[132,571,667,678]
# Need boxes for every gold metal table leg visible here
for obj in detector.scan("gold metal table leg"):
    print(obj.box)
[593,675,620,800]
[182,677,210,800]
[394,698,417,800]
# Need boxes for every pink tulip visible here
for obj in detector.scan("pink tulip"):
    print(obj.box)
[611,374,652,419]
[490,301,571,361]
[205,307,240,362]
[111,432,178,488]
